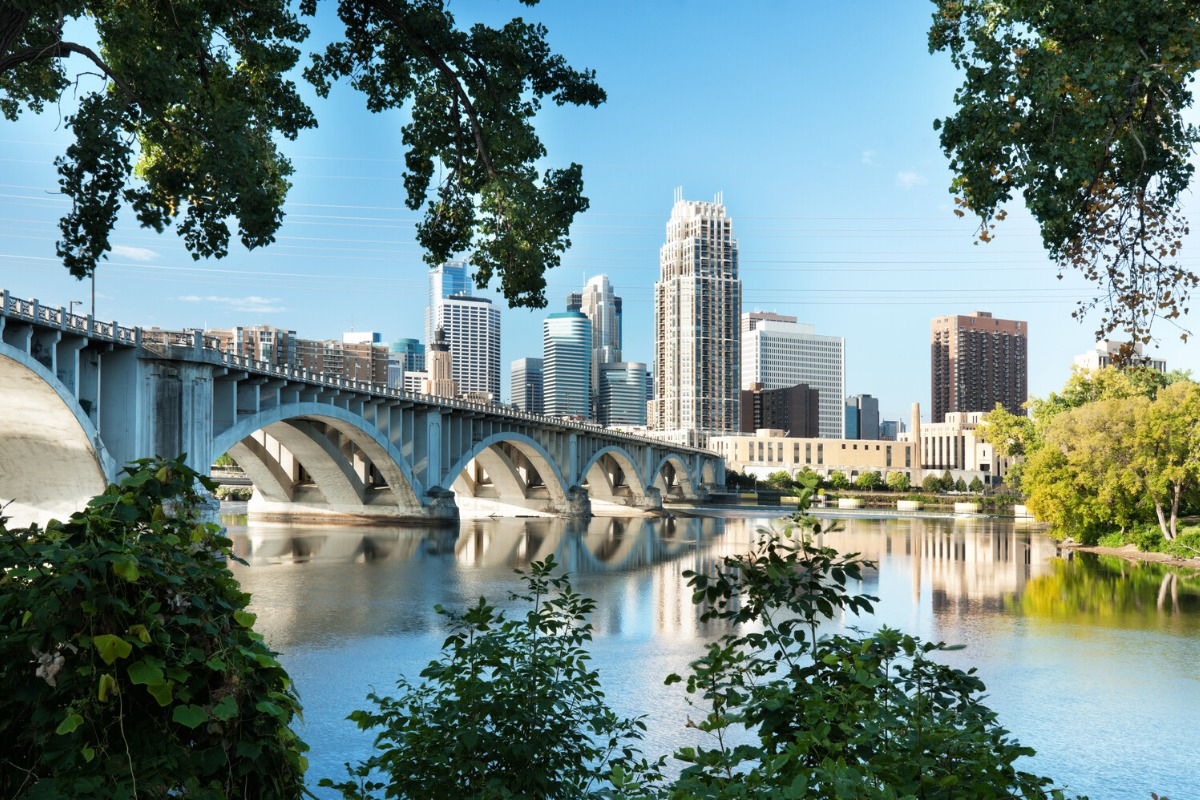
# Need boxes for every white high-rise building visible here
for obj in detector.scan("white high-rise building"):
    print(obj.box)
[1074,339,1166,373]
[741,311,845,439]
[436,295,500,401]
[543,311,591,418]
[651,191,741,438]
[568,274,623,417]
[599,361,647,426]
[425,260,471,347]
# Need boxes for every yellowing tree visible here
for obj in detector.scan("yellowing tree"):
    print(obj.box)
[1133,381,1200,539]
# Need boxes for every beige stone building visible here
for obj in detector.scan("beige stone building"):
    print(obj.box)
[709,429,918,483]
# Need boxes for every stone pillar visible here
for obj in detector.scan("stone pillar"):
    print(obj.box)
[911,403,923,469]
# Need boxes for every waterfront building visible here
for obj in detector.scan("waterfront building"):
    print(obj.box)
[511,357,544,414]
[435,294,501,402]
[739,382,820,437]
[900,402,1010,486]
[568,275,623,418]
[1073,339,1167,373]
[709,429,917,484]
[845,394,880,440]
[388,338,425,389]
[425,260,471,347]
[931,311,1027,423]
[741,311,845,439]
[543,311,591,418]
[651,190,741,440]
[598,361,648,426]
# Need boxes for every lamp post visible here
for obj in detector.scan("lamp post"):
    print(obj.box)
[69,300,83,318]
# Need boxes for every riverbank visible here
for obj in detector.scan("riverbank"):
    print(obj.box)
[1060,540,1200,570]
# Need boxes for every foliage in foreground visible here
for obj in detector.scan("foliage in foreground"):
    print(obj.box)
[666,476,1079,800]
[321,555,662,800]
[330,474,1082,799]
[0,458,307,799]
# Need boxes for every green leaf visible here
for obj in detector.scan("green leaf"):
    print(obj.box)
[93,634,133,664]
[172,704,208,729]
[97,673,117,702]
[81,745,95,762]
[212,695,239,721]
[56,714,84,735]
[233,610,257,628]
[128,623,151,644]
[127,658,164,686]
[145,680,174,707]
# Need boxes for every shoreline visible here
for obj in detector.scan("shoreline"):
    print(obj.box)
[1060,540,1200,571]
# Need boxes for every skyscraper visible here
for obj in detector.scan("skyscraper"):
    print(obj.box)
[845,394,880,440]
[543,311,591,418]
[930,311,1028,422]
[437,295,500,401]
[568,274,623,418]
[422,327,457,399]
[741,311,845,439]
[598,361,647,426]
[511,357,544,414]
[388,338,425,389]
[425,260,471,347]
[651,191,741,437]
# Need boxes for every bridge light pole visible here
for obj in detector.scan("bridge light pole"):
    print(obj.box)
[69,300,83,318]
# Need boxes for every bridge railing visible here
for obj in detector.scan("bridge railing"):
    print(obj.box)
[1,290,140,346]
[1,289,714,456]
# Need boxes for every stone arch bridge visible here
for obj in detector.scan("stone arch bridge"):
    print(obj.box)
[0,291,723,527]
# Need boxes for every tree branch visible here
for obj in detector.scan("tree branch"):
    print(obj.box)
[0,39,136,106]
[363,0,496,179]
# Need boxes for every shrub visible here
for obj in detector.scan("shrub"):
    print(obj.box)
[922,474,944,493]
[214,485,254,501]
[322,556,661,800]
[969,476,985,493]
[667,504,1082,799]
[0,458,307,799]
[1134,527,1166,552]
[886,472,911,492]
[855,471,882,491]
[827,471,850,490]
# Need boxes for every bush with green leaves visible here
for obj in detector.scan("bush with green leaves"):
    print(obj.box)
[0,458,307,799]
[969,476,985,493]
[854,470,882,491]
[886,471,911,492]
[322,555,661,800]
[666,474,1082,800]
[922,474,945,494]
[827,471,851,490]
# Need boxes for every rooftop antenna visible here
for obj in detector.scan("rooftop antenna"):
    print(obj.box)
[715,190,723,206]
[674,186,683,204]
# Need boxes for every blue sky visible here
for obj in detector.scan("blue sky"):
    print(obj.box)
[2,1,1197,422]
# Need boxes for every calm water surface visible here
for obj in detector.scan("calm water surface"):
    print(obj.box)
[224,511,1200,800]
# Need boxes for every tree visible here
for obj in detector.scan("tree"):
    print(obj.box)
[0,458,307,798]
[886,471,911,492]
[954,476,968,492]
[764,470,794,490]
[1132,381,1200,539]
[854,470,882,491]
[978,402,1035,459]
[322,556,660,800]
[941,469,954,491]
[930,1,1200,347]
[1,0,604,309]
[827,471,850,490]
[969,475,984,493]
[922,474,944,494]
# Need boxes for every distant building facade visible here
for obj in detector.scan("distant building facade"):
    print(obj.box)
[388,338,425,389]
[511,357,544,414]
[710,429,917,484]
[209,325,297,368]
[543,311,591,418]
[741,311,845,439]
[1073,339,1167,373]
[437,295,500,401]
[845,394,880,440]
[422,327,457,399]
[931,311,1027,423]
[651,191,741,439]
[598,361,648,426]
[426,260,471,347]
[739,382,820,437]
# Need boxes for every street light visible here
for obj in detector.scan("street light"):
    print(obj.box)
[69,300,83,318]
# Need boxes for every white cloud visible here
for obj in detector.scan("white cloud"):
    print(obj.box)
[110,244,159,261]
[895,170,928,189]
[861,149,877,166]
[179,295,286,314]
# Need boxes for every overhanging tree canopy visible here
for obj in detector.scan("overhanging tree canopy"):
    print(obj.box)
[0,0,604,309]
[929,0,1200,350]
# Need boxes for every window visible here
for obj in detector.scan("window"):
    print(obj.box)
[817,444,823,465]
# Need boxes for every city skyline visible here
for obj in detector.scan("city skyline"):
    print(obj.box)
[3,2,1198,422]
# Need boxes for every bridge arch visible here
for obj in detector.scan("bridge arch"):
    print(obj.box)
[650,453,697,499]
[445,431,571,515]
[580,445,648,503]
[0,344,114,527]
[211,403,424,513]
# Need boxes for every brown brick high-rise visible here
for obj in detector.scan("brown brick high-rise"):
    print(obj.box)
[930,312,1027,423]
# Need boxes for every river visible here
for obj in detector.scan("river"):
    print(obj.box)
[223,510,1200,800]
